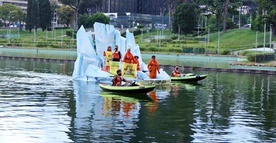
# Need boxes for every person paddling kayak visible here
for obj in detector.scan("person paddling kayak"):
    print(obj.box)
[171,65,184,77]
[112,69,129,86]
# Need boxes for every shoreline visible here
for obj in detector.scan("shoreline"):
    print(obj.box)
[1,46,275,68]
[1,55,275,74]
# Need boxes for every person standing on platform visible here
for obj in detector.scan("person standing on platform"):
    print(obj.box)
[122,48,134,64]
[112,45,122,62]
[147,55,160,79]
[103,46,112,71]
[133,55,140,71]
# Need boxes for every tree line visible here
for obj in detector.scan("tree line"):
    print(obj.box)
[166,0,275,35]
[0,0,274,35]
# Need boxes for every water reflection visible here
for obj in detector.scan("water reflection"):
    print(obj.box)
[0,59,275,142]
[0,70,73,143]
[70,81,158,142]
[192,72,276,142]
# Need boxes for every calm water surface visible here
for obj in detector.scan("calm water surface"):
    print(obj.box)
[0,59,275,143]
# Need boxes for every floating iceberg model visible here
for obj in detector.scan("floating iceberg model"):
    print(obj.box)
[72,22,170,83]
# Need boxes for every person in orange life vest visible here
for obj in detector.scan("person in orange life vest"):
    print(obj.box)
[112,45,122,61]
[103,46,112,71]
[112,69,129,86]
[133,56,140,71]
[147,55,160,79]
[171,65,183,77]
[123,48,134,64]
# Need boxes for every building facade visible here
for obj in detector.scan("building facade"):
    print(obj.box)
[0,0,28,13]
[101,0,167,16]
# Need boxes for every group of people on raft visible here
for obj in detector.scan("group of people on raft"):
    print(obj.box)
[103,45,184,86]
[103,45,141,72]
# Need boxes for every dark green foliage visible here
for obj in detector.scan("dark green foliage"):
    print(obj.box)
[91,12,110,26]
[162,39,172,43]
[137,25,144,29]
[78,14,92,27]
[139,47,145,51]
[133,29,141,36]
[26,0,39,32]
[66,30,77,38]
[256,0,276,35]
[247,52,275,63]
[166,48,182,53]
[31,0,39,30]
[56,6,75,26]
[38,0,51,31]
[55,27,70,29]
[78,13,110,28]
[171,36,178,40]
[182,47,194,53]
[221,50,231,55]
[182,47,206,54]
[0,20,3,27]
[173,3,197,34]
[193,48,206,54]
[36,41,48,47]
[26,0,33,31]
[149,47,158,52]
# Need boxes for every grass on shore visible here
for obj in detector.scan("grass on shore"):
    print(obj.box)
[0,27,274,55]
[135,28,275,54]
[0,28,76,49]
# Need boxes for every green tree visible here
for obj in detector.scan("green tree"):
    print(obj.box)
[173,3,197,34]
[9,6,25,30]
[256,0,276,36]
[165,0,175,31]
[38,0,52,31]
[78,14,90,27]
[31,0,39,31]
[0,4,19,27]
[78,0,106,15]
[91,12,110,25]
[58,0,82,29]
[57,6,75,26]
[78,13,109,28]
[26,0,33,31]
[26,0,39,32]
[198,0,240,32]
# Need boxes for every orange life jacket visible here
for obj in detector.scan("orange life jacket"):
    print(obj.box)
[112,75,123,86]
[147,60,160,79]
[171,69,181,77]
[123,52,134,63]
[112,51,121,61]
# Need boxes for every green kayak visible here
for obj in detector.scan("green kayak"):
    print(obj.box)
[98,84,156,93]
[171,73,207,82]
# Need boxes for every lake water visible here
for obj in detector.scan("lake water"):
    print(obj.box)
[0,59,275,143]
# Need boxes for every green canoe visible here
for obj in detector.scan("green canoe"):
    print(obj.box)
[98,84,156,93]
[171,73,207,82]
